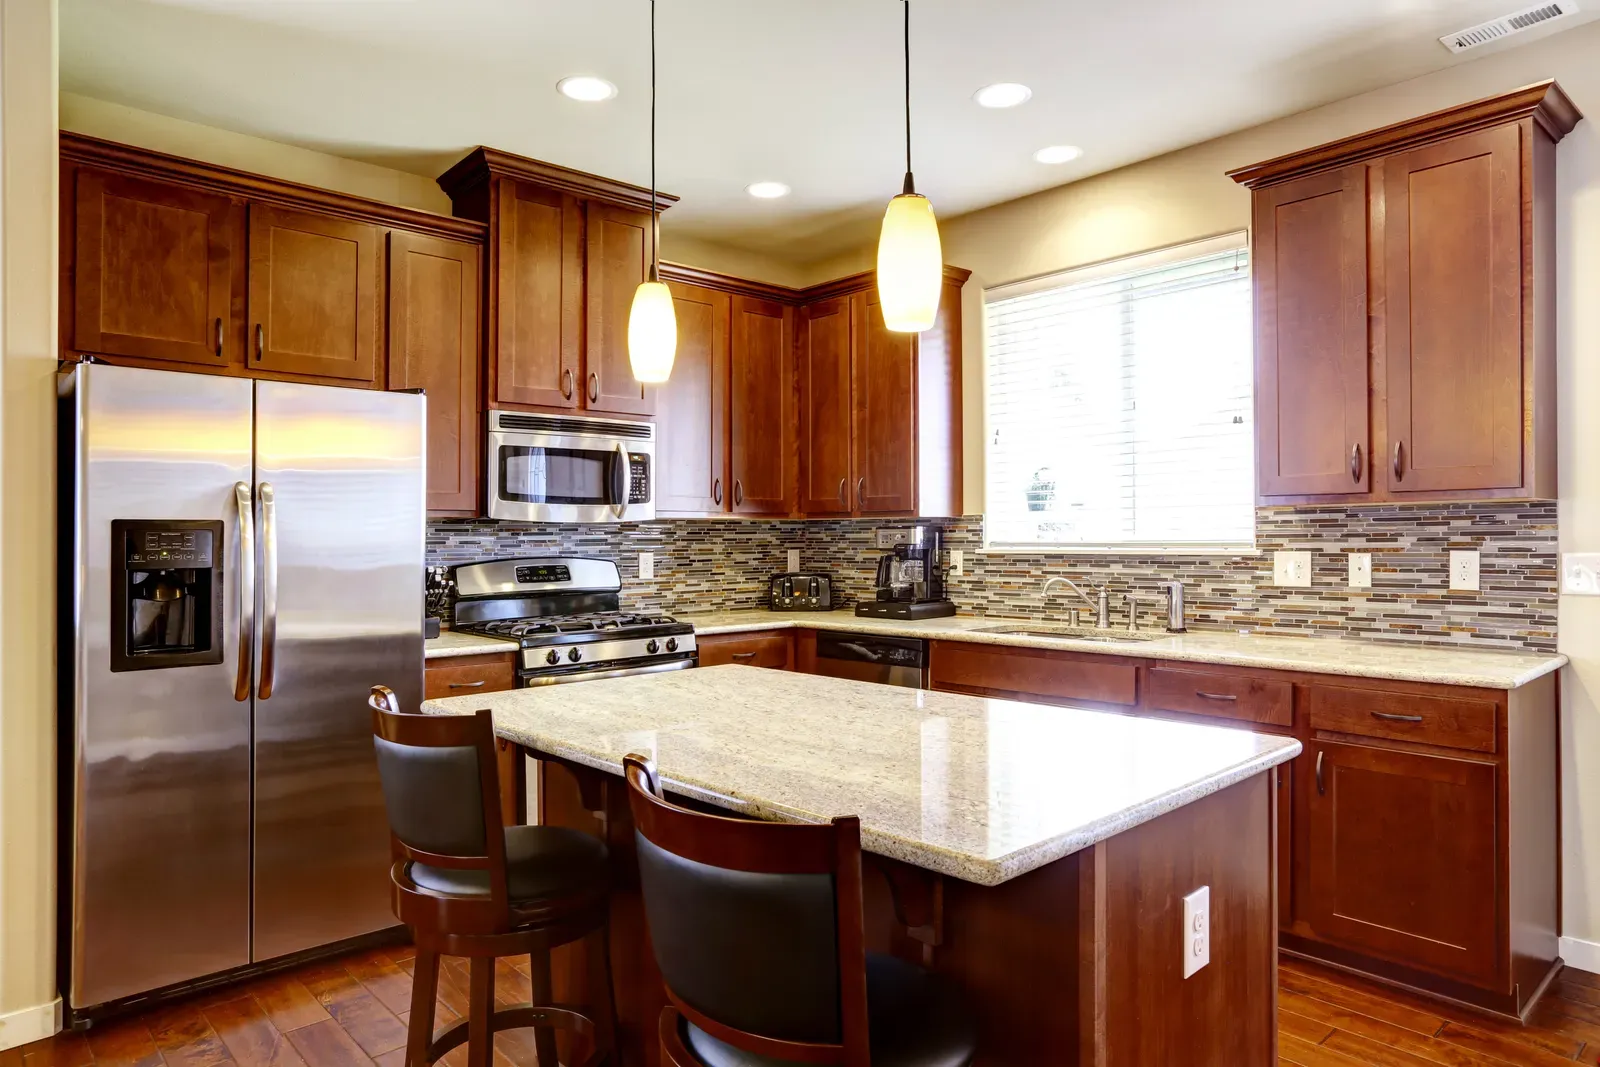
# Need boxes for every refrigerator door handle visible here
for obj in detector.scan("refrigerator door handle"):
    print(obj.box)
[257,482,279,700]
[233,482,256,702]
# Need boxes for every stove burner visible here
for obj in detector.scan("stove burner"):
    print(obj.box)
[476,611,679,639]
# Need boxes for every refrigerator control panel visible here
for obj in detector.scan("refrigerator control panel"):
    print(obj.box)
[126,528,215,569]
[110,519,225,673]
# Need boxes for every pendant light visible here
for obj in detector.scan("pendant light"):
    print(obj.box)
[876,0,942,334]
[628,0,677,383]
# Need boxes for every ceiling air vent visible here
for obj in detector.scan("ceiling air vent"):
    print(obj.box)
[1439,1,1579,53]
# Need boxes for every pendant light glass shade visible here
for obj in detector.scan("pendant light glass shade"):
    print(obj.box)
[628,278,677,383]
[877,191,942,332]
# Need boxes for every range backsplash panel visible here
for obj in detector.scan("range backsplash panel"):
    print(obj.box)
[427,501,1557,653]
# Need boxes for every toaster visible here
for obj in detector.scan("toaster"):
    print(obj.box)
[769,572,834,611]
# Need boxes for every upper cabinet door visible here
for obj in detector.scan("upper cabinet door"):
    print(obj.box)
[851,292,917,515]
[1254,165,1370,498]
[656,283,730,515]
[495,180,581,409]
[386,231,482,516]
[1384,125,1523,494]
[74,168,237,367]
[798,297,853,516]
[729,295,792,516]
[247,204,379,382]
[585,203,655,416]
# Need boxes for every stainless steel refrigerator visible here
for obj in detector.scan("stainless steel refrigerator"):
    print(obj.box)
[61,362,424,1012]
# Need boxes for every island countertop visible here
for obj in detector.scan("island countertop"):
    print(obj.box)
[424,664,1301,886]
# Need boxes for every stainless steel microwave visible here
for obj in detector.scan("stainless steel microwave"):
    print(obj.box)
[486,410,654,523]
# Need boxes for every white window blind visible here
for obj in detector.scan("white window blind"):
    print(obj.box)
[984,233,1254,550]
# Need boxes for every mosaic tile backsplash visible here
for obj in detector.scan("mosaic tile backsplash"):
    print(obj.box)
[427,501,1558,653]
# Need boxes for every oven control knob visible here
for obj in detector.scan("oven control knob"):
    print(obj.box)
[665,637,679,653]
[646,639,660,654]
[545,649,560,666]
[567,647,582,663]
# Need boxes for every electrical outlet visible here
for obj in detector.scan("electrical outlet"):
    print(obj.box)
[1563,553,1600,595]
[1182,885,1210,978]
[638,551,654,580]
[1450,550,1480,592]
[787,548,800,572]
[1348,552,1372,589]
[950,549,964,577]
[1273,550,1312,588]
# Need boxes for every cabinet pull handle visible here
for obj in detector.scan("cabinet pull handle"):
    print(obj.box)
[838,478,846,506]
[1371,710,1424,723]
[713,478,722,505]
[1392,440,1404,482]
[1350,442,1362,483]
[1315,750,1325,796]
[588,372,599,403]
[856,477,866,508]
[1195,691,1238,702]
[448,680,487,689]
[731,652,758,662]
[255,323,264,362]
[733,479,744,507]
[215,317,224,358]
[562,368,574,399]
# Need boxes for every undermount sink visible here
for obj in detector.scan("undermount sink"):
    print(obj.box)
[972,623,1164,643]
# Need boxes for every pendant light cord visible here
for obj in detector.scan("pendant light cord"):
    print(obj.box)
[649,0,660,282]
[902,0,914,195]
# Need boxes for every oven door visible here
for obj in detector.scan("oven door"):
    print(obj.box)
[488,426,655,523]
[521,657,695,687]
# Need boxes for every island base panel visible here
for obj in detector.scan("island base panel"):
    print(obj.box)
[530,755,1278,1066]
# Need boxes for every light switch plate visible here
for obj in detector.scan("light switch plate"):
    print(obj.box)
[1273,550,1312,588]
[1563,553,1600,595]
[638,551,654,580]
[1348,552,1371,589]
[1450,550,1480,592]
[1182,885,1210,978]
[950,549,964,577]
[787,548,801,572]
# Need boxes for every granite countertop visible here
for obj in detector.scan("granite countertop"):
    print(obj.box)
[424,665,1300,886]
[425,630,520,660]
[679,609,1565,690]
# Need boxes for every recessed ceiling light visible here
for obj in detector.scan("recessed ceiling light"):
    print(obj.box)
[1034,144,1084,165]
[556,76,617,102]
[974,83,1032,109]
[746,181,791,199]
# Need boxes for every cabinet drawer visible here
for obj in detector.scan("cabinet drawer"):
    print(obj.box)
[1308,684,1497,754]
[929,642,1137,708]
[1145,667,1292,727]
[425,654,517,700]
[698,631,794,670]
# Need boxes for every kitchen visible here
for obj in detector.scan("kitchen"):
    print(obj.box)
[4,1,1600,1066]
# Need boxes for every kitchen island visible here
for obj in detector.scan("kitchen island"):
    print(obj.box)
[425,665,1301,1066]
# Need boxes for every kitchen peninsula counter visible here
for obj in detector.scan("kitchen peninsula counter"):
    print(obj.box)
[426,665,1300,1064]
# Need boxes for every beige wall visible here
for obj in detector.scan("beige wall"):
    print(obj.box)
[0,0,60,1049]
[818,21,1600,949]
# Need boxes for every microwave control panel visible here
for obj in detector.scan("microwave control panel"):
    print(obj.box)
[628,454,651,503]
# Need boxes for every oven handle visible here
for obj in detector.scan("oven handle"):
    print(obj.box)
[521,658,695,687]
[612,441,629,520]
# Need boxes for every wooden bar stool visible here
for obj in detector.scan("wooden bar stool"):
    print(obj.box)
[369,684,617,1067]
[621,754,978,1067]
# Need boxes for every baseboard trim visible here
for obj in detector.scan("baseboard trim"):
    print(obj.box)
[0,997,62,1052]
[1561,935,1600,975]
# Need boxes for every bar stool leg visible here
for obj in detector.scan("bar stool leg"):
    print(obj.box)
[585,927,619,1063]
[467,957,496,1067]
[528,945,560,1067]
[407,948,441,1067]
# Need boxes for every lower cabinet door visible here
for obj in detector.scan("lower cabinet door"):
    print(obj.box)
[1307,740,1499,984]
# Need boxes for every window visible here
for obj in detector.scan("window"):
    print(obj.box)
[983,233,1254,551]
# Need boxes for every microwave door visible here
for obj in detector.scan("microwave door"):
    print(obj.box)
[488,430,654,523]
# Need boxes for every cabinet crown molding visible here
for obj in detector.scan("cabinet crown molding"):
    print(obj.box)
[1227,79,1582,189]
[438,146,680,215]
[60,132,487,242]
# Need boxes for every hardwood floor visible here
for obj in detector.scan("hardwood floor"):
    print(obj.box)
[8,949,1600,1067]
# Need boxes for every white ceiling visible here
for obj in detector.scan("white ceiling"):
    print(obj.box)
[60,0,1597,265]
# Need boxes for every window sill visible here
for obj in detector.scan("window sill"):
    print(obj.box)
[979,544,1260,557]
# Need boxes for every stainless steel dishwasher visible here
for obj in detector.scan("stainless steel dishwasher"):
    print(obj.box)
[814,632,927,688]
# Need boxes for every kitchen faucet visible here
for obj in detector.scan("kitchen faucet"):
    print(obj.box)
[1042,576,1109,629]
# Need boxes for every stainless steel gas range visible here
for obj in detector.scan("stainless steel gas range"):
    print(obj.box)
[451,557,696,685]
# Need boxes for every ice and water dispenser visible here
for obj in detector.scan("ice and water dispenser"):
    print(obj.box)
[110,519,225,672]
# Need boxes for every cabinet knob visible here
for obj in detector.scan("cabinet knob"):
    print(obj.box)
[1392,440,1404,482]
[588,373,599,403]
[837,478,846,506]
[215,317,224,358]
[856,477,866,508]
[1350,442,1362,483]
[733,479,744,507]
[713,478,722,505]
[1315,750,1325,796]
[255,323,264,362]
[562,368,574,399]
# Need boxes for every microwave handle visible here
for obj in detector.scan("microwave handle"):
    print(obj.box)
[613,441,629,519]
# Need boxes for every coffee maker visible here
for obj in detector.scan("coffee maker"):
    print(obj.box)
[856,525,957,620]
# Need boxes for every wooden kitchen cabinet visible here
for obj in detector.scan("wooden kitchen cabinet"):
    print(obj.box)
[851,290,917,514]
[386,231,482,515]
[586,202,656,416]
[247,203,381,382]
[656,282,729,514]
[1231,80,1579,504]
[797,296,853,515]
[424,652,518,700]
[492,179,583,409]
[730,295,793,515]
[697,630,794,671]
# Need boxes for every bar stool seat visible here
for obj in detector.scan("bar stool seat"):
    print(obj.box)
[681,952,977,1067]
[410,824,609,902]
